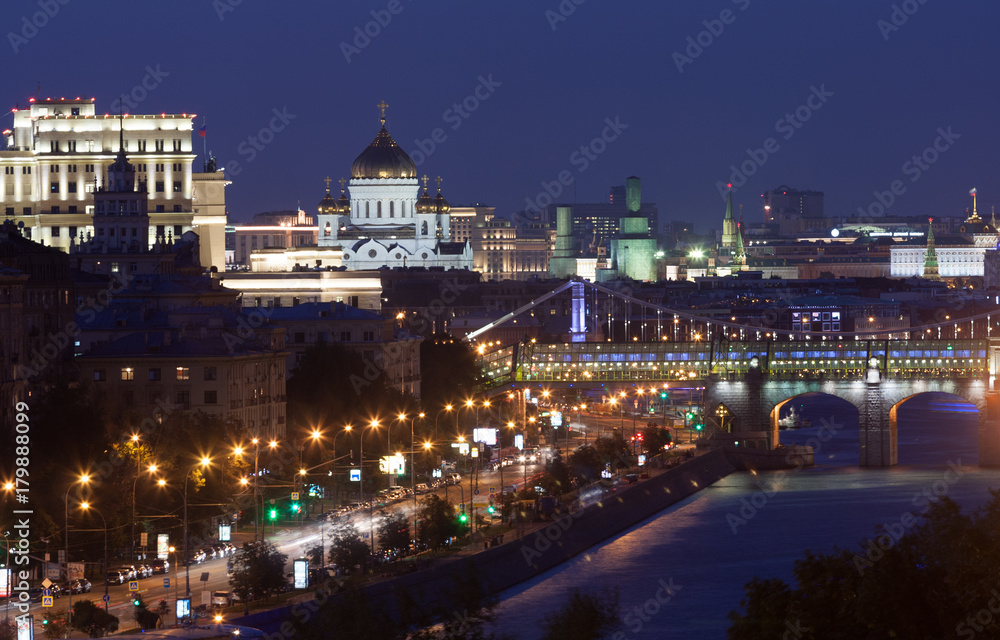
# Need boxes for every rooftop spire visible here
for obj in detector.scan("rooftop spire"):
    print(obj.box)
[924,217,940,280]
[724,183,735,220]
[377,99,389,127]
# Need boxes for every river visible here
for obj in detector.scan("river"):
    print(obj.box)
[492,392,1000,639]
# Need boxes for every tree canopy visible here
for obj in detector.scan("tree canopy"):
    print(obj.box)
[729,491,1000,639]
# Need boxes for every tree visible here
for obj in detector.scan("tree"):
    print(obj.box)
[288,343,414,442]
[329,525,371,575]
[594,432,630,471]
[538,454,572,496]
[569,446,603,483]
[641,425,673,457]
[378,513,411,555]
[728,492,1000,639]
[540,589,620,640]
[419,335,482,417]
[39,612,66,640]
[71,600,119,638]
[419,494,462,549]
[229,540,289,613]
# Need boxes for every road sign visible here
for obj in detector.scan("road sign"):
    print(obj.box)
[473,488,479,496]
[41,596,53,607]
[350,469,360,482]
[291,491,299,501]
[42,589,51,597]
[40,579,52,589]
[489,486,495,494]
[128,581,138,591]
[163,578,170,589]
[103,594,110,603]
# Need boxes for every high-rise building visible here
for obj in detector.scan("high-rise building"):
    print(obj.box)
[762,185,824,222]
[1,96,229,270]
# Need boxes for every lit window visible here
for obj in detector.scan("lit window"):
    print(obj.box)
[176,367,190,381]
[121,367,134,381]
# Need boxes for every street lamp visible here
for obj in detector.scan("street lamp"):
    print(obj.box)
[410,412,424,548]
[79,502,109,613]
[64,474,90,637]
[131,462,158,563]
[331,426,353,509]
[435,405,453,437]
[159,457,211,599]
[358,421,380,558]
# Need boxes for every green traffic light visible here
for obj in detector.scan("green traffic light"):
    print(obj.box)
[291,503,300,513]
[133,599,141,606]
[269,509,277,520]
[42,620,49,626]
[459,513,468,523]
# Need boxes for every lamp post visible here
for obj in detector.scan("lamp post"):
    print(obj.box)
[410,413,424,548]
[358,421,380,558]
[131,462,157,563]
[79,503,109,613]
[331,426,353,509]
[159,458,210,599]
[434,405,453,438]
[64,474,90,638]
[168,546,179,625]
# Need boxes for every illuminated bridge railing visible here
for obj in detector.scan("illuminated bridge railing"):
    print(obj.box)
[476,339,989,388]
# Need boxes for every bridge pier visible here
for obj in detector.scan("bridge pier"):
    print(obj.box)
[979,391,1000,466]
[859,372,896,467]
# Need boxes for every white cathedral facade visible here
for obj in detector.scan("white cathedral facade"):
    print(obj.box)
[314,103,472,271]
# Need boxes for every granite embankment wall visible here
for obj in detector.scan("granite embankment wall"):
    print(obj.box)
[234,448,737,636]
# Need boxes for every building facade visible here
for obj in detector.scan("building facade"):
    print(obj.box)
[1,97,229,270]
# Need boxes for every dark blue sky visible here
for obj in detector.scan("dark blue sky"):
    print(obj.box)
[6,0,999,228]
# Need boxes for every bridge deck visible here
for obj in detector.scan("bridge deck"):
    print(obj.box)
[477,339,989,388]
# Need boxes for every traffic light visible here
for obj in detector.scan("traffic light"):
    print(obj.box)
[694,423,704,431]
[291,503,300,513]
[42,619,49,626]
[659,391,667,399]
[133,598,141,607]
[458,512,468,523]
[269,509,277,520]
[487,504,495,514]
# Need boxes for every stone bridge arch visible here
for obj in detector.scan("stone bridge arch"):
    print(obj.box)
[705,370,1000,467]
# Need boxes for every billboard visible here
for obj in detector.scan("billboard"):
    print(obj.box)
[473,428,497,446]
[0,568,9,599]
[157,534,170,559]
[379,454,406,475]
[293,559,308,589]
[514,434,524,450]
[550,411,563,427]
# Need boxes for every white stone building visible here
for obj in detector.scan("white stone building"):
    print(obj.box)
[1,97,228,271]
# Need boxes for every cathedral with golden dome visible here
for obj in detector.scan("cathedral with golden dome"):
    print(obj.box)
[315,101,473,271]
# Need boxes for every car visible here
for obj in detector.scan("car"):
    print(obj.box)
[441,461,457,471]
[193,550,207,564]
[150,559,169,574]
[414,483,429,494]
[501,484,518,496]
[118,565,138,580]
[445,473,461,485]
[201,547,217,560]
[211,590,233,608]
[75,579,92,593]
[136,564,153,578]
[106,571,125,585]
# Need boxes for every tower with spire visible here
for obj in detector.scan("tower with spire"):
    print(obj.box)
[90,112,150,252]
[720,184,738,251]
[923,217,940,280]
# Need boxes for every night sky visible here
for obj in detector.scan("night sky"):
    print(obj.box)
[5,0,1000,229]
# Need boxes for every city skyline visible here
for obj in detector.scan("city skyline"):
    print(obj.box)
[3,1,999,227]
